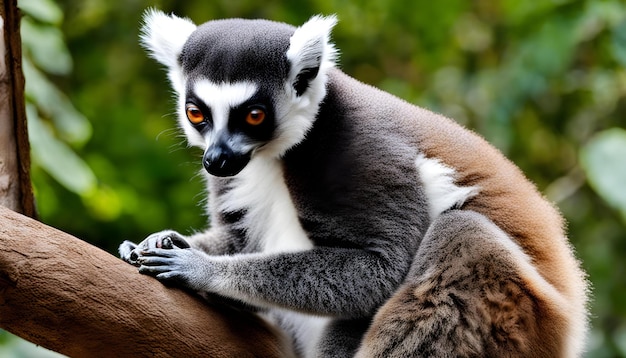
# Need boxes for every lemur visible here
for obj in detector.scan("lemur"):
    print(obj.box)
[119,10,589,357]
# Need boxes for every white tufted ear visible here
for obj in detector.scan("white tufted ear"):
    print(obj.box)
[140,9,197,69]
[286,15,338,97]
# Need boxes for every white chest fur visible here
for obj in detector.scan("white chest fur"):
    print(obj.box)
[218,155,314,253]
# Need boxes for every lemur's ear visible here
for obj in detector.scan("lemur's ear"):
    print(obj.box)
[140,9,197,69]
[287,15,338,97]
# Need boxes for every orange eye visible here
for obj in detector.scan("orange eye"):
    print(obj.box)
[246,108,266,126]
[185,104,205,124]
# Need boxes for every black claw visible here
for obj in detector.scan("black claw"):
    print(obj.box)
[170,234,191,249]
[162,237,173,249]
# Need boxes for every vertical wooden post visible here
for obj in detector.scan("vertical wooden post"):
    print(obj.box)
[0,0,36,217]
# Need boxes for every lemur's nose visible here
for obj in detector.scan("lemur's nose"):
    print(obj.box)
[203,143,251,177]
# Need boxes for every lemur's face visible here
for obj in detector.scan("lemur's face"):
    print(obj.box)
[141,11,337,177]
[182,80,274,177]
[179,20,291,177]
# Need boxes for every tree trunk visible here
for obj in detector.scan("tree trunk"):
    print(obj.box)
[0,0,36,217]
[0,205,289,357]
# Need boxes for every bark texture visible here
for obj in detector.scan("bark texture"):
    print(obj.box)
[0,0,36,217]
[0,205,288,358]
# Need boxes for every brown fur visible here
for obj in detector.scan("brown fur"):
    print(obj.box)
[325,71,587,357]
[356,210,571,357]
[416,112,586,306]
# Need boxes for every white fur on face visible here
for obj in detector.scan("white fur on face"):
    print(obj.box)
[198,80,257,143]
[179,80,258,149]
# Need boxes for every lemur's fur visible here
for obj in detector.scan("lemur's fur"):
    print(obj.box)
[119,10,589,357]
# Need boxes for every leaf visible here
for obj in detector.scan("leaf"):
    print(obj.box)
[23,59,92,145]
[580,128,626,220]
[26,105,97,195]
[17,0,63,25]
[20,17,72,75]
[612,20,626,67]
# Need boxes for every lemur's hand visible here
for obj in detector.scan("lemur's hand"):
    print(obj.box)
[119,230,190,266]
[135,246,212,290]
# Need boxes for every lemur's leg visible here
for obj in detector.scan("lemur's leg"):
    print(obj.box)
[356,209,569,358]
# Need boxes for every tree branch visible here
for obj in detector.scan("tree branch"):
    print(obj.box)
[0,205,288,357]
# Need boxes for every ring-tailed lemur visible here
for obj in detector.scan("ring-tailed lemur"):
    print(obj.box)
[119,10,589,357]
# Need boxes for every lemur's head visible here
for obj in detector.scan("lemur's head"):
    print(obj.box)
[141,9,337,177]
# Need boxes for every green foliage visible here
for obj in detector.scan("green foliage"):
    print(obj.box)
[19,0,95,197]
[581,128,626,223]
[0,330,65,358]
[10,0,626,356]
[18,0,62,26]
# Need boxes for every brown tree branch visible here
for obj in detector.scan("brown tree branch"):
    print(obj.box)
[0,205,288,357]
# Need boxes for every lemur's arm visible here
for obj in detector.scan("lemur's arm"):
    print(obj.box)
[135,242,412,318]
[185,228,240,254]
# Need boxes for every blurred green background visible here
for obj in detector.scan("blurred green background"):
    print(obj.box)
[2,0,625,356]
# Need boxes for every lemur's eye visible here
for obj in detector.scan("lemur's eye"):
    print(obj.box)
[186,104,205,124]
[245,108,266,126]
